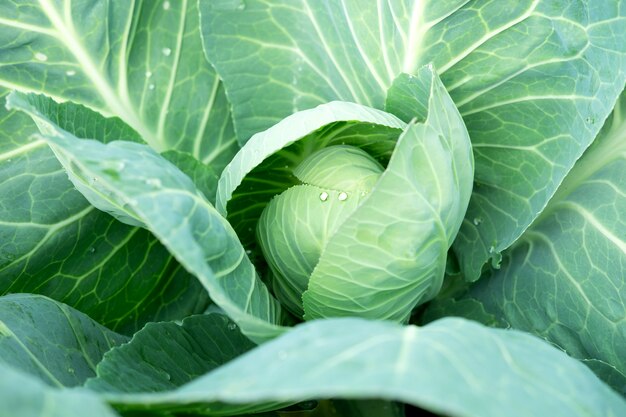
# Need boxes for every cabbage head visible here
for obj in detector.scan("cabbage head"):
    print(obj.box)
[216,67,473,322]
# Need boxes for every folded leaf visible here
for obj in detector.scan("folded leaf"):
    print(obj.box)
[7,95,287,342]
[1,90,210,332]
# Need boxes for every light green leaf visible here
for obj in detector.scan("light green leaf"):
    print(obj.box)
[86,314,256,393]
[1,90,209,332]
[0,0,237,169]
[9,105,287,342]
[303,68,473,321]
[426,89,626,393]
[0,294,127,387]
[200,0,626,280]
[100,317,626,417]
[0,362,121,417]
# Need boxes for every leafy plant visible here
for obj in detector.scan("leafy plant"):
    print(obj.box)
[0,1,624,416]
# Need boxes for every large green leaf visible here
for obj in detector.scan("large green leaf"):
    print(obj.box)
[0,294,127,387]
[87,314,256,393]
[98,317,626,417]
[0,0,237,169]
[8,96,287,342]
[199,0,626,280]
[425,89,626,392]
[1,90,209,332]
[0,363,121,417]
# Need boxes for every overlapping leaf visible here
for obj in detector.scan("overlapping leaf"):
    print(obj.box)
[0,0,238,168]
[199,0,626,280]
[8,94,287,343]
[0,363,121,417]
[426,89,626,393]
[0,294,127,387]
[97,317,626,417]
[1,90,209,332]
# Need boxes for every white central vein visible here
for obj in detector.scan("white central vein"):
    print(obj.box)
[37,0,156,148]
[156,0,187,141]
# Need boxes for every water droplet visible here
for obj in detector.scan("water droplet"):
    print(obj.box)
[145,71,152,78]
[488,245,496,254]
[146,178,162,188]
[236,2,245,10]
[68,367,75,374]
[148,83,155,90]
[338,192,348,201]
[227,323,237,331]
[34,52,48,62]
[319,192,329,201]
[585,116,596,124]
[89,247,96,253]
[65,70,76,76]
[162,0,171,10]
[245,249,252,255]
[162,47,172,56]
[473,217,483,226]
[6,159,11,163]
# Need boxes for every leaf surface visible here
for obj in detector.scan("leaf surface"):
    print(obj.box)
[87,314,256,393]
[1,90,209,332]
[0,294,127,387]
[200,0,626,280]
[0,0,237,169]
[8,100,287,342]
[100,317,626,417]
[426,89,626,392]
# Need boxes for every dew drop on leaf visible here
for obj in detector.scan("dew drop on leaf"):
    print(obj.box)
[146,178,162,188]
[65,70,76,76]
[34,52,47,61]
[319,192,329,201]
[89,247,96,254]
[162,47,172,56]
[145,71,152,78]
[148,83,155,90]
[338,192,348,201]
[227,323,238,331]
[163,0,170,10]
[473,217,483,226]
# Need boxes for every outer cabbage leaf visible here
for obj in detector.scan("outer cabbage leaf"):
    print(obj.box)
[7,96,287,343]
[0,0,238,169]
[86,314,256,393]
[0,294,127,387]
[97,317,626,417]
[0,363,121,417]
[424,89,626,393]
[199,0,626,281]
[1,90,208,332]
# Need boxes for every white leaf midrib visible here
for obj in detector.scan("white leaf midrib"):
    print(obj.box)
[36,0,158,149]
